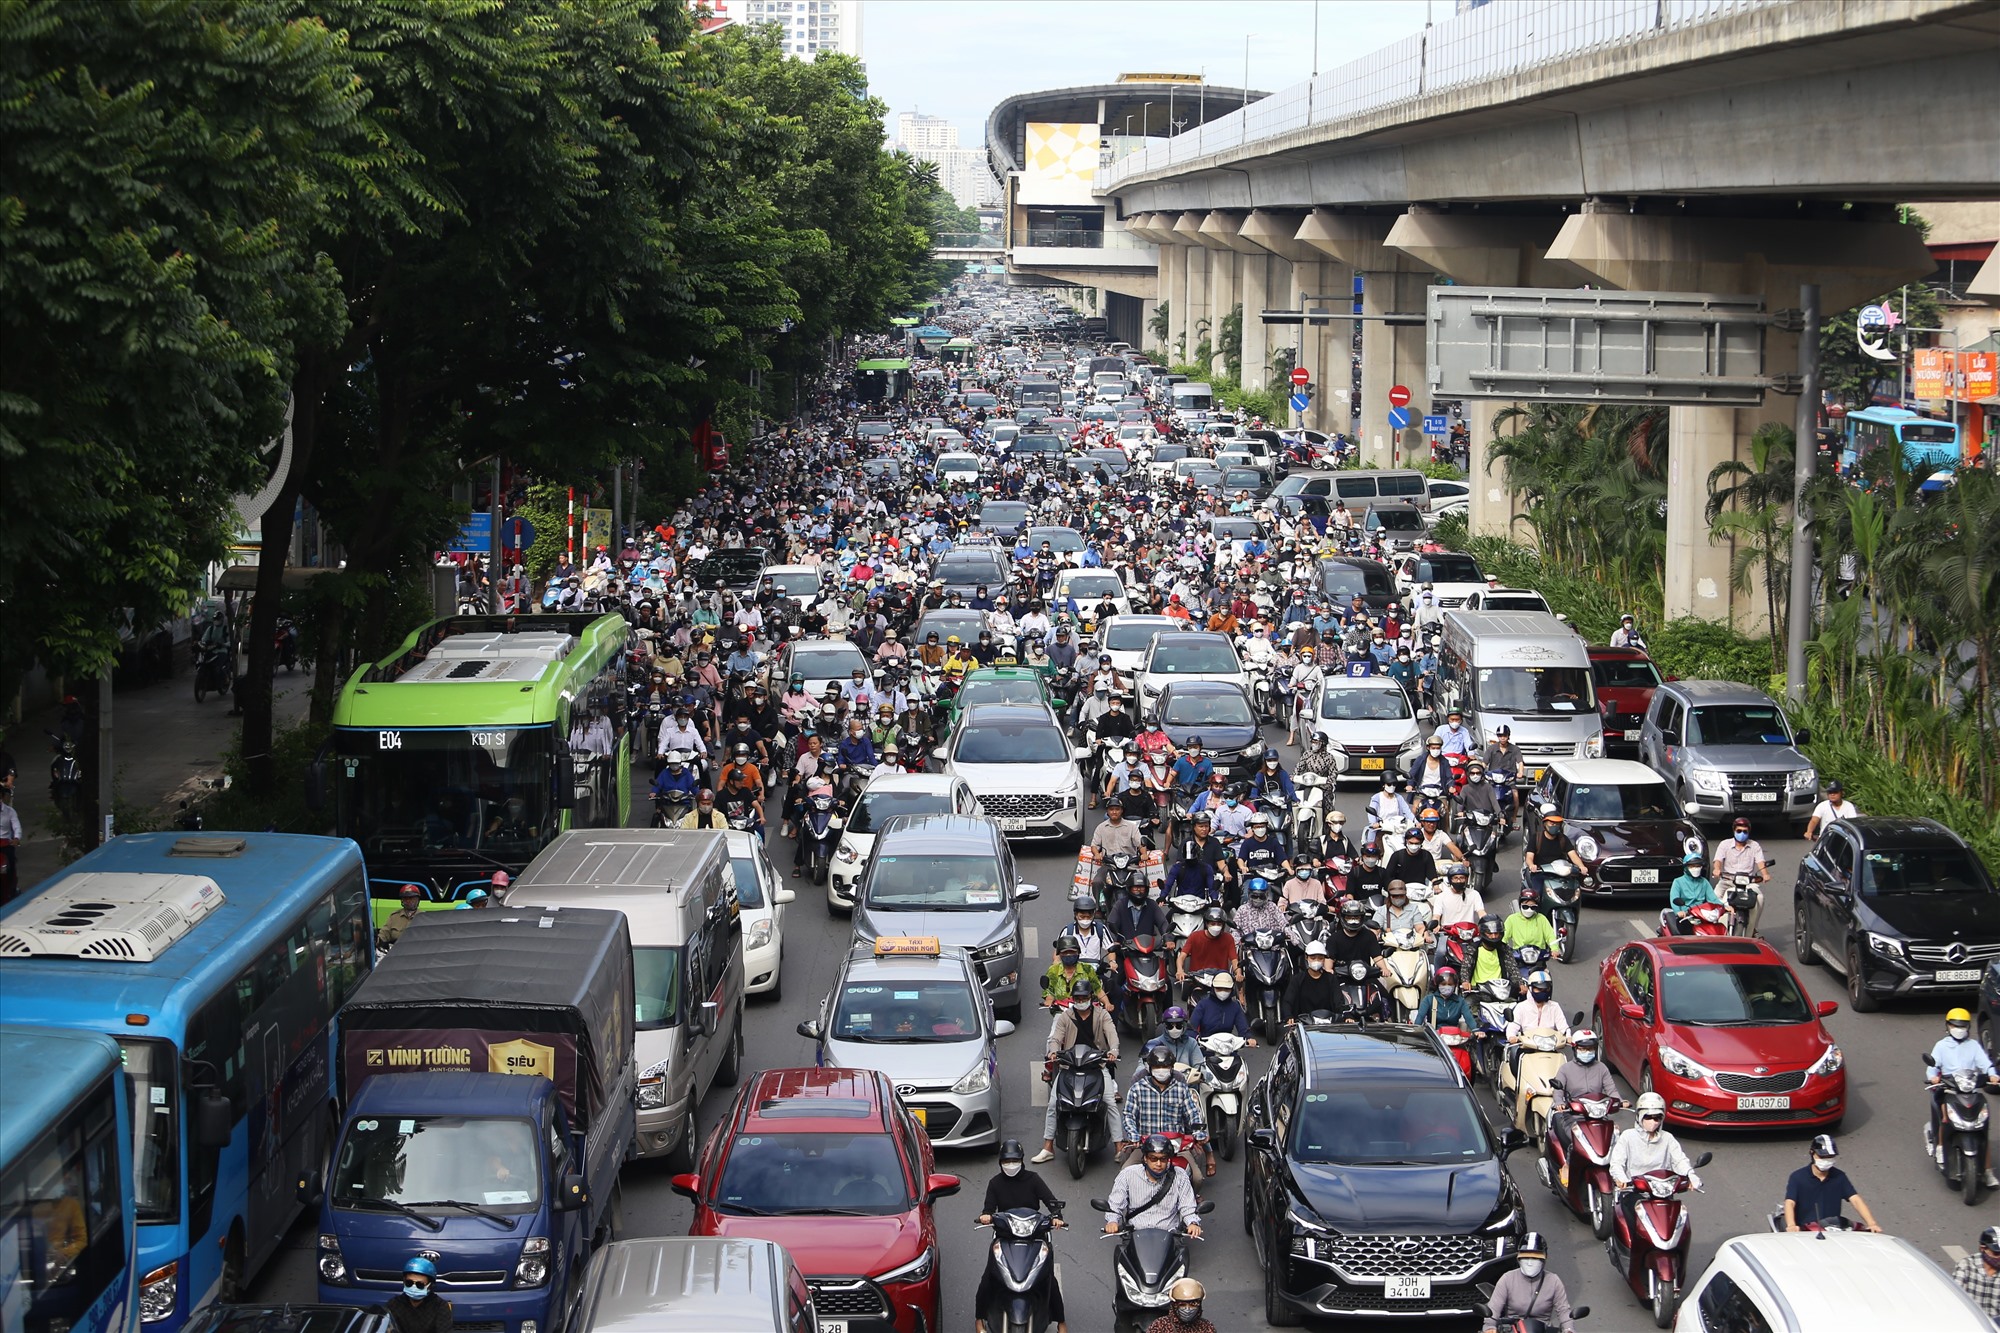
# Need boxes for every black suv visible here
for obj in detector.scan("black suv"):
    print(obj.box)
[933,549,1010,600]
[1793,816,2000,1013]
[1318,556,1397,614]
[687,546,769,593]
[1246,1024,1528,1324]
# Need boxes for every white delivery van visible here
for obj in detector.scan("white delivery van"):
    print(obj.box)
[1436,611,1605,781]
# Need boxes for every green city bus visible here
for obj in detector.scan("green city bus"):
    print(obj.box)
[328,612,632,921]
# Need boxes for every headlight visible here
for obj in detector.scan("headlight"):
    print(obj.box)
[748,918,773,950]
[1688,769,1726,793]
[973,939,1014,961]
[1583,734,1604,758]
[1789,767,1818,791]
[1244,738,1266,757]
[877,1246,935,1285]
[140,1262,178,1321]
[1808,1044,1844,1076]
[516,1236,550,1286]
[638,1076,667,1109]
[1864,931,1906,959]
[316,1235,347,1283]
[835,842,860,863]
[1483,1202,1522,1233]
[952,1063,992,1094]
[1574,834,1599,861]
[1656,1044,1713,1080]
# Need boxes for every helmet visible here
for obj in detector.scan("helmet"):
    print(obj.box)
[1202,904,1226,925]
[490,870,510,888]
[1163,1005,1188,1025]
[465,887,489,905]
[1526,970,1553,997]
[1948,1007,1975,1024]
[1518,1231,1548,1260]
[1541,810,1564,825]
[1070,978,1095,1002]
[1145,1046,1176,1070]
[1054,932,1082,957]
[1981,1225,2000,1253]
[1339,900,1369,927]
[1071,890,1097,913]
[1478,912,1504,941]
[1571,1027,1599,1048]
[1809,1133,1839,1158]
[1518,885,1543,907]
[1168,1276,1205,1302]
[1634,1091,1668,1116]
[1210,973,1235,995]
[999,1138,1025,1164]
[1140,1132,1175,1157]
[403,1256,438,1280]
[1246,876,1273,901]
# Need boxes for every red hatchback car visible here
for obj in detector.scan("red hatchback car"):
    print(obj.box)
[673,1067,960,1333]
[1593,937,1846,1129]
[1588,645,1665,759]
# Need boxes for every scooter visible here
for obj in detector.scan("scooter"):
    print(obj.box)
[1459,808,1501,895]
[1284,899,1333,960]
[1923,1053,1994,1207]
[1291,771,1329,857]
[1331,959,1387,1023]
[1051,1043,1112,1181]
[979,1208,1065,1333]
[192,640,234,703]
[1437,1024,1474,1079]
[1166,893,1210,954]
[1381,927,1431,1021]
[1658,900,1732,938]
[650,788,693,829]
[800,788,843,885]
[1606,1153,1712,1329]
[1509,1027,1569,1137]
[1723,874,1762,936]
[1089,1192,1213,1333]
[1470,976,1515,1089]
[1113,934,1171,1036]
[1541,861,1585,963]
[274,615,299,671]
[1240,928,1291,1040]
[1195,1031,1248,1161]
[45,730,81,815]
[1540,1094,1626,1239]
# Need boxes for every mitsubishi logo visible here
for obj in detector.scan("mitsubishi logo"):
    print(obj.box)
[1946,943,1969,965]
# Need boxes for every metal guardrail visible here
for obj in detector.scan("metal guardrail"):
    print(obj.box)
[1099,0,1787,185]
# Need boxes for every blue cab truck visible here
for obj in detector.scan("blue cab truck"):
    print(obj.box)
[305,907,636,1333]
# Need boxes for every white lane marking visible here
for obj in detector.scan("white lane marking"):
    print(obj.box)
[1023,925,1039,959]
[1945,1244,1969,1263]
[1030,1061,1049,1106]
[1627,918,1657,939]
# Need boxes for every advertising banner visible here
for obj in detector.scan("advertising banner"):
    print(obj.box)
[1964,352,1998,401]
[1912,347,1950,402]
[345,1027,581,1118]
[1022,122,1101,205]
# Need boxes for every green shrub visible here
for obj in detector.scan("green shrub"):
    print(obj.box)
[1420,460,1466,481]
[1430,513,1468,551]
[1791,698,2000,870]
[1648,619,1772,689]
[207,717,333,834]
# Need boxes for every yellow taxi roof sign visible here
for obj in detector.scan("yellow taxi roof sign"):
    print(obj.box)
[875,936,942,957]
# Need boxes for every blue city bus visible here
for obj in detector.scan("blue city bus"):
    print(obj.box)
[1839,406,1961,491]
[0,834,372,1333]
[0,1026,136,1333]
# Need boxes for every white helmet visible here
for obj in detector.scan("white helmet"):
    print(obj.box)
[1634,1091,1667,1116]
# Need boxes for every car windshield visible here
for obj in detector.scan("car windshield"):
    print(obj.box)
[728,855,765,908]
[1859,846,1994,896]
[1150,641,1240,674]
[1154,445,1189,463]
[1320,686,1412,721]
[1418,556,1483,583]
[954,721,1069,764]
[1592,658,1663,689]
[1371,509,1424,532]
[865,853,1008,910]
[1030,528,1084,552]
[1475,666,1594,714]
[1065,575,1124,598]
[634,945,683,1028]
[849,788,957,835]
[1163,692,1255,727]
[1104,621,1171,652]
[1320,564,1391,600]
[979,504,1030,525]
[1291,1088,1491,1165]
[1660,963,1813,1025]
[1689,705,1793,746]
[713,1133,911,1216]
[790,644,870,679]
[1566,782,1677,821]
[918,613,987,643]
[831,981,981,1043]
[332,1115,542,1211]
[334,725,554,859]
[960,677,1045,709]
[766,571,820,596]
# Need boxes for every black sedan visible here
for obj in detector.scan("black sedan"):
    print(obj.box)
[1153,679,1266,781]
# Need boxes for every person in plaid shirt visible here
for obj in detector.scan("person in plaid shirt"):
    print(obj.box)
[1953,1226,2000,1320]
[1118,1047,1214,1179]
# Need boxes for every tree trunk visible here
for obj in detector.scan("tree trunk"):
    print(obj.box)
[242,364,325,792]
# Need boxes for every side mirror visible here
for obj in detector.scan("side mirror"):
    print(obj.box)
[1498,1127,1531,1155]
[775,888,797,906]
[1088,1197,1112,1212]
[1924,1052,1938,1068]
[1619,1003,1646,1022]
[1248,1127,1277,1153]
[669,1173,701,1201]
[1659,730,1681,747]
[1014,883,1041,902]
[1691,1151,1714,1169]
[994,1019,1017,1037]
[1072,746,1091,761]
[195,1091,234,1149]
[556,1171,587,1212]
[1574,1306,1591,1320]
[1682,801,1702,816]
[1415,708,1433,721]
[796,1018,823,1040]
[1794,728,1812,746]
[297,1169,324,1207]
[700,999,719,1033]
[1194,1199,1216,1215]
[1572,1009,1587,1026]
[926,1173,961,1202]
[1816,999,1840,1018]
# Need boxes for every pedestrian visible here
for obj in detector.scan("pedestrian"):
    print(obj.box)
[0,780,20,907]
[1802,779,1858,841]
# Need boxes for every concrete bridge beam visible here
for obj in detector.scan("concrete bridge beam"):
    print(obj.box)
[1299,210,1434,463]
[1200,211,1266,384]
[1238,210,1318,399]
[1547,209,1935,630]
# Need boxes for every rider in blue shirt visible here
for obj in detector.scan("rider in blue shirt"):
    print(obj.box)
[1928,1008,2000,1179]
[1170,742,1216,797]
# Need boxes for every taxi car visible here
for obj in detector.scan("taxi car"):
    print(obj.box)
[673,1065,960,1333]
[797,936,1016,1148]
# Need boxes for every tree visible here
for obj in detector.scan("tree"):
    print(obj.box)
[1704,422,1796,668]
[1818,282,1945,406]
[1147,300,1170,351]
[1218,304,1243,381]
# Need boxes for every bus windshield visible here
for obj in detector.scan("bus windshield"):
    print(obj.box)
[334,726,554,859]
[119,1038,179,1224]
[1475,666,1594,714]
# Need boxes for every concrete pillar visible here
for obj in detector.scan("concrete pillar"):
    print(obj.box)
[1548,209,1934,629]
[1238,209,1318,415]
[1124,212,1179,357]
[1240,252,1272,391]
[1467,403,1528,541]
[1173,212,1213,369]
[1209,250,1237,379]
[1298,210,1432,454]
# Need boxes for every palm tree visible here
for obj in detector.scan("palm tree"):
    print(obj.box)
[1705,422,1796,668]
[1147,300,1170,351]
[1910,468,2000,806]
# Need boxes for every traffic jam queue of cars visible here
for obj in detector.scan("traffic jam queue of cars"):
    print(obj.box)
[3,285,1998,1333]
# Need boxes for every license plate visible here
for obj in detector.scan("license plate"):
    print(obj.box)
[1383,1276,1431,1301]
[1631,868,1660,884]
[1000,816,1027,832]
[1623,728,1642,740]
[1360,757,1386,771]
[1531,767,1545,781]
[1740,791,1779,802]
[908,1107,927,1127]
[1936,969,1982,983]
[818,1323,849,1333]
[1736,1095,1791,1110]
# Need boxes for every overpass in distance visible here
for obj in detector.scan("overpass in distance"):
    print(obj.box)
[1026,0,2000,627]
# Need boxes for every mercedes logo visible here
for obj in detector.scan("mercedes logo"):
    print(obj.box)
[417,1250,442,1265]
[1946,943,1969,965]
[1394,1239,1421,1255]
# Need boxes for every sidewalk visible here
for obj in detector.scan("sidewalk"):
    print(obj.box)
[5,660,312,890]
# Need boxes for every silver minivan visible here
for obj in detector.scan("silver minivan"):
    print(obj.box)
[1436,611,1605,779]
[506,829,746,1169]
[1637,678,1816,830]
[574,1237,815,1333]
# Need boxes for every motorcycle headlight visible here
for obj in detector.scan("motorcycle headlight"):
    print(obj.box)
[1807,1044,1843,1076]
[747,919,773,951]
[1864,931,1906,959]
[1688,769,1726,793]
[515,1236,550,1287]
[877,1246,935,1285]
[1656,1044,1713,1080]
[1788,767,1818,792]
[952,1063,992,1095]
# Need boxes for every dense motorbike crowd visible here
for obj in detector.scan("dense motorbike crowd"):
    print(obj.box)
[488,307,2000,1333]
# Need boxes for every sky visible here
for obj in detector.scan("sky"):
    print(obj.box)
[862,0,1438,146]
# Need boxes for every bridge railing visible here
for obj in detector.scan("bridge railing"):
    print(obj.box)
[1103,0,1785,184]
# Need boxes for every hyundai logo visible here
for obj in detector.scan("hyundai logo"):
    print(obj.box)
[1394,1239,1422,1255]
[896,1084,918,1097]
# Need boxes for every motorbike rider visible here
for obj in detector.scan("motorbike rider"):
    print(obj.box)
[1408,735,1456,791]
[1385,827,1439,886]
[1041,933,1103,1008]
[1189,972,1254,1044]
[376,885,425,949]
[975,1139,1070,1333]
[1609,613,1646,649]
[1456,758,1503,823]
[1927,1007,2000,1183]
[1609,1091,1702,1237]
[1415,962,1474,1031]
[1782,1135,1881,1232]
[1145,1005,1204,1069]
[1803,777,1858,841]
[1034,978,1120,1165]
[1503,885,1558,957]
[1164,814,1225,906]
[386,1255,453,1333]
[1372,878,1433,948]
[1366,775,1417,839]
[1298,733,1342,784]
[1542,1029,1619,1185]
[1522,809,1587,895]
[1710,816,1770,937]
[1232,876,1288,938]
[1117,1049,1214,1180]
[1284,938,1344,1022]
[1414,806,1468,869]
[1481,726,1523,827]
[1664,850,1724,934]
[1467,913,1517,991]
[1233,811,1292,899]
[1067,891,1116,967]
[1175,904,1241,990]
[1143,1278,1216,1333]
[1092,794,1147,878]
[1433,705,1476,758]
[1248,752,1296,808]
[1105,873,1171,1010]
[1430,863,1485,950]
[1479,1233,1577,1333]
[1951,1226,2000,1321]
[1104,1130,1205,1232]
[678,788,730,831]
[1504,969,1569,1091]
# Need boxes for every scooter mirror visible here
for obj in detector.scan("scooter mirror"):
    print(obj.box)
[1691,1151,1714,1169]
[1088,1197,1112,1212]
[1194,1200,1216,1215]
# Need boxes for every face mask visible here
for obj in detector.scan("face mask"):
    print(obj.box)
[1813,1156,1836,1173]
[1002,1161,1023,1177]
[1438,984,1457,997]
[1734,831,1749,843]
[1175,1305,1202,1324]
[1225,798,1239,808]
[1518,1258,1544,1279]
[1950,1023,1972,1041]
[1688,865,1704,877]
[1308,958,1325,971]
[1532,989,1552,1003]
[1520,905,1537,916]
[403,1285,430,1302]
[1576,1048,1597,1064]
[1206,924,1223,937]
[1152,1067,1173,1083]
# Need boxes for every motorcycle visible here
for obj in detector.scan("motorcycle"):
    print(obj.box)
[274,615,299,671]
[799,788,843,885]
[1088,1191,1213,1333]
[1508,1027,1570,1137]
[1050,1043,1113,1180]
[192,639,234,703]
[1440,919,1480,973]
[1470,976,1516,1089]
[1194,1031,1248,1161]
[1098,849,1146,913]
[1436,1024,1474,1079]
[1540,1094,1626,1239]
[1331,958,1386,1023]
[1166,893,1211,954]
[1381,927,1431,1021]
[45,730,81,816]
[1112,933,1171,1036]
[979,1208,1065,1333]
[650,788,693,829]
[1240,928,1291,1040]
[1659,900,1732,938]
[1923,1053,1994,1207]
[1606,1153,1713,1328]
[1459,808,1501,896]
[1723,874,1762,936]
[1541,861,1586,963]
[1291,772,1329,858]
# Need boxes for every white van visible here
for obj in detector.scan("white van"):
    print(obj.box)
[1170,381,1214,419]
[1436,611,1605,779]
[505,829,755,1170]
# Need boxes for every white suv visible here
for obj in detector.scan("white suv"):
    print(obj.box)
[1676,1231,1991,1332]
[1134,631,1251,724]
[828,771,980,912]
[939,704,1085,847]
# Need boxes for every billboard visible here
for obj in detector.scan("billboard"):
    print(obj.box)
[344,1026,582,1117]
[1914,348,1998,402]
[1021,122,1101,205]
[1913,347,1951,402]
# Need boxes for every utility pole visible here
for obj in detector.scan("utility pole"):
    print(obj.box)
[1785,283,1820,702]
